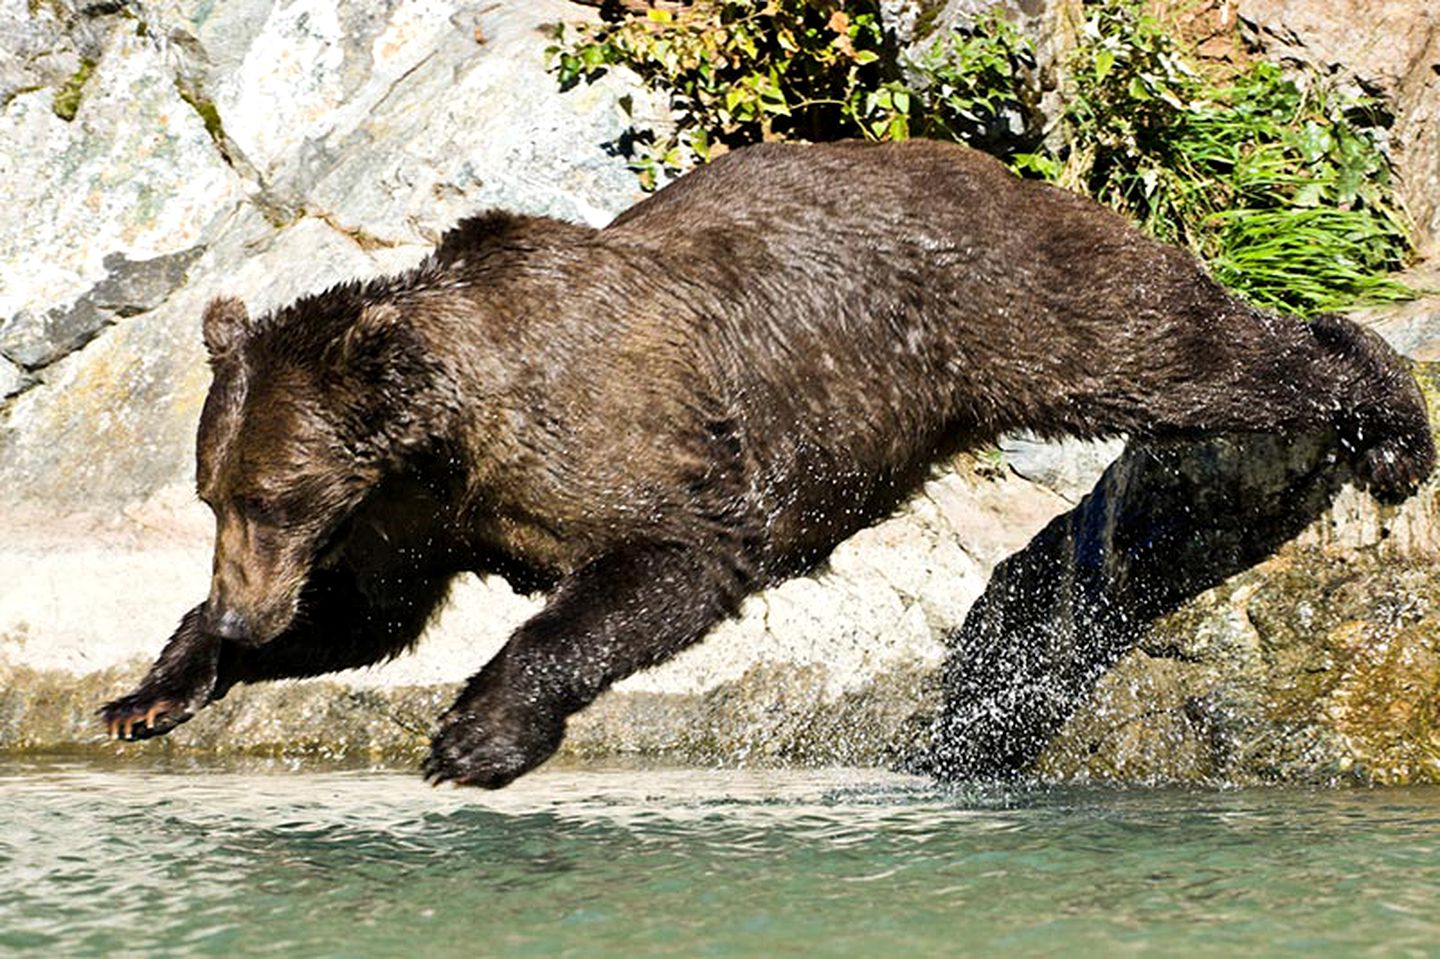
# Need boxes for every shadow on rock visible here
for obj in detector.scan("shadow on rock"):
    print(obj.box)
[914,430,1352,779]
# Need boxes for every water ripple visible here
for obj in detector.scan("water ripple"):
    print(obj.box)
[2,759,1439,957]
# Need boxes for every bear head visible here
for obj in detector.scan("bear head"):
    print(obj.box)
[194,291,439,645]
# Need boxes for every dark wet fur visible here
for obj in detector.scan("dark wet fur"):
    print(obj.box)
[102,140,1435,786]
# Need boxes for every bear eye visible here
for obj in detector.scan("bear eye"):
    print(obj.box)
[237,494,288,527]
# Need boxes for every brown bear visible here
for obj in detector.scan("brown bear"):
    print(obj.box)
[101,139,1435,787]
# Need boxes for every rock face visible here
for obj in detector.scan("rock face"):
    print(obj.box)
[1,0,1438,785]
[0,0,654,504]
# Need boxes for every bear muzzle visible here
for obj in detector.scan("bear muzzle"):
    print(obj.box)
[201,604,253,644]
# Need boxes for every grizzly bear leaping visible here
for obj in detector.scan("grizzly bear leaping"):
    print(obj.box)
[101,140,1435,787]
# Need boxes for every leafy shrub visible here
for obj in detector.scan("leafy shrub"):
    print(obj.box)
[550,1,1037,188]
[899,12,1042,157]
[1062,2,1412,313]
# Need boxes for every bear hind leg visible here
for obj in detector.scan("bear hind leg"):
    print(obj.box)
[1082,310,1435,504]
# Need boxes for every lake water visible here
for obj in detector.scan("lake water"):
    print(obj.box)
[2,757,1438,957]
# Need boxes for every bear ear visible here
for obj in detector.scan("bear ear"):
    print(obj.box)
[335,303,404,368]
[202,297,251,359]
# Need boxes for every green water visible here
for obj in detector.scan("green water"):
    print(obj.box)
[2,758,1438,958]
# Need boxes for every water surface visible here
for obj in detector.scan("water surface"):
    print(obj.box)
[2,757,1438,957]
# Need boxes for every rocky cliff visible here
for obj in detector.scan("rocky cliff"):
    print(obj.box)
[1,0,1437,784]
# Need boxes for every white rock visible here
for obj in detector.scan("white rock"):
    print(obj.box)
[0,27,246,319]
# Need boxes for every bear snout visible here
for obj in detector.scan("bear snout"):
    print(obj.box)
[202,605,252,644]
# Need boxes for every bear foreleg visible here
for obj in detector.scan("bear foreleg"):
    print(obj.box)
[102,567,453,741]
[424,540,753,787]
[101,604,220,740]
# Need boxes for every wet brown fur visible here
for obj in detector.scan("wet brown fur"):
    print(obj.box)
[102,140,1435,786]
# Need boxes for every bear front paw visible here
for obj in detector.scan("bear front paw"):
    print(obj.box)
[422,701,566,789]
[100,692,195,741]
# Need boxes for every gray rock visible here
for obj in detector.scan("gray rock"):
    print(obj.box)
[296,2,657,238]
[880,0,924,44]
[1367,302,1440,363]
[90,247,207,317]
[0,247,203,370]
[1352,259,1440,362]
[0,15,248,321]
[999,432,1126,503]
[0,354,28,398]
[884,0,1067,45]
[148,0,654,235]
[0,301,106,370]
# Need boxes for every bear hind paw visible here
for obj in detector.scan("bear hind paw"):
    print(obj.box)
[1352,429,1436,505]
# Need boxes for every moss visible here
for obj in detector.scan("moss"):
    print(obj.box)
[51,58,95,123]
[312,212,404,251]
[1413,362,1440,425]
[173,83,221,141]
[0,84,46,111]
[27,0,66,19]
[172,80,226,147]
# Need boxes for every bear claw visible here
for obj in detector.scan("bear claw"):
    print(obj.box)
[100,695,190,741]
[1355,434,1435,505]
[422,705,565,789]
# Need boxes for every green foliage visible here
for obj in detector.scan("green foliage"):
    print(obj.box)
[1061,2,1412,313]
[550,0,1414,315]
[903,12,1041,155]
[551,1,889,188]
[549,1,1036,188]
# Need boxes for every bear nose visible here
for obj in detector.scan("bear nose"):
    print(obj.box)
[205,606,251,643]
